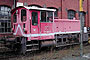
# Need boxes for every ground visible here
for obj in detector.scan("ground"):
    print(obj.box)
[0,44,90,60]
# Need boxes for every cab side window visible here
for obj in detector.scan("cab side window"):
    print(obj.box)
[41,11,53,22]
[32,12,38,25]
[21,9,27,22]
[41,11,46,22]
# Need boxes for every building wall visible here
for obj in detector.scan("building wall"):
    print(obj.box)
[0,0,14,7]
[17,0,88,22]
[61,0,79,19]
[0,0,89,27]
[17,0,61,18]
[17,0,61,8]
[88,0,90,27]
[61,0,88,27]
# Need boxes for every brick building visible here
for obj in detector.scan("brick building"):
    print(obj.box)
[0,0,90,33]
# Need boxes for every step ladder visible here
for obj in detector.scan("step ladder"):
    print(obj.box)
[26,40,39,52]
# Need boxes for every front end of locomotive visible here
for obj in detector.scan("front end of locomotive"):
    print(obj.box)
[12,7,28,37]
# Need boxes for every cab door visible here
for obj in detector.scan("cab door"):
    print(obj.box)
[30,10,40,39]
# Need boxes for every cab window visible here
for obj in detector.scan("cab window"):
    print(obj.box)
[41,11,53,22]
[21,9,27,22]
[13,12,17,23]
[32,12,38,25]
[41,11,46,22]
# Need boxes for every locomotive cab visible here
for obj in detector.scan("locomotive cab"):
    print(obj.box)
[11,6,56,41]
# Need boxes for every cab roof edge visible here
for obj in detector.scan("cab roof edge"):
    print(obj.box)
[24,6,56,12]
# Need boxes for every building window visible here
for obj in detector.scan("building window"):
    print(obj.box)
[68,10,76,19]
[0,6,11,33]
[49,10,58,17]
[47,7,58,18]
[21,9,27,22]
[32,12,38,25]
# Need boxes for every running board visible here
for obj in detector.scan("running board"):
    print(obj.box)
[56,43,79,47]
[26,44,39,46]
[26,48,39,52]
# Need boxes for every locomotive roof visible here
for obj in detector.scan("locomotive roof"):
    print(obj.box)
[24,6,56,11]
[11,6,56,14]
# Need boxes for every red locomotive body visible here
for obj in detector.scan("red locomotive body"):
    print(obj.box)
[12,6,80,40]
[8,6,81,54]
